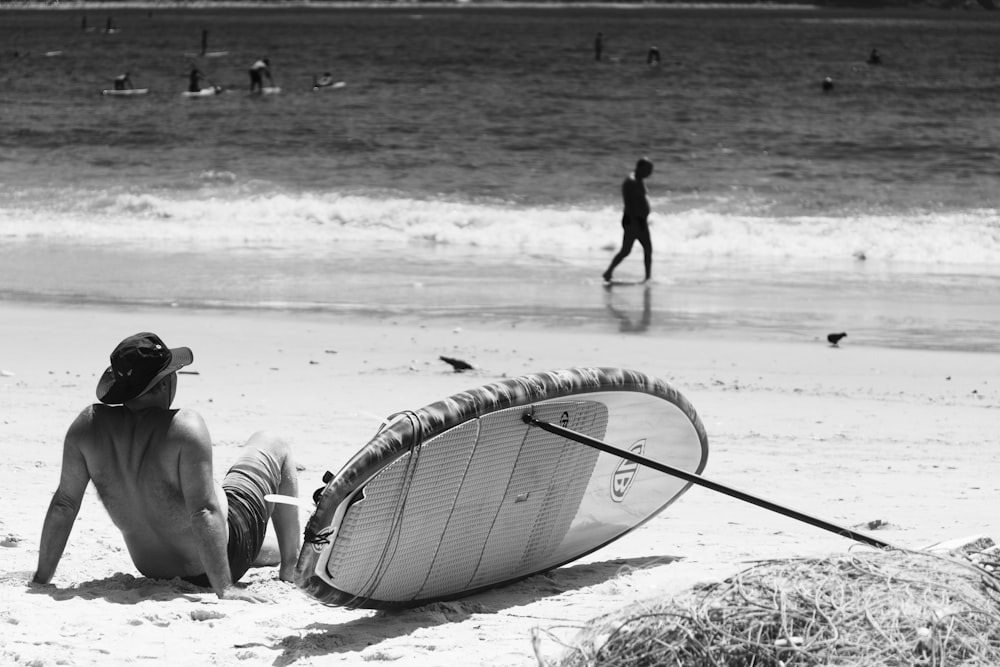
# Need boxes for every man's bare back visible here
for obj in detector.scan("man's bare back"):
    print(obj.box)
[73,404,228,579]
[33,332,300,601]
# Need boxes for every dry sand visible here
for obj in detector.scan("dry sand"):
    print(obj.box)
[2,302,998,666]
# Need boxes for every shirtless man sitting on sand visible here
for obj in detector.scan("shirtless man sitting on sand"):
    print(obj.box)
[32,332,300,602]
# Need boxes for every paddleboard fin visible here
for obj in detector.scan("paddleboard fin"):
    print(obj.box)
[264,493,311,507]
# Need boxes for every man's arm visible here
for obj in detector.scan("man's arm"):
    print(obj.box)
[271,445,301,582]
[175,411,236,599]
[34,411,93,584]
[275,507,299,582]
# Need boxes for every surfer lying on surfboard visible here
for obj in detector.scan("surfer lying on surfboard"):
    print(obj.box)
[32,332,301,602]
[314,72,335,88]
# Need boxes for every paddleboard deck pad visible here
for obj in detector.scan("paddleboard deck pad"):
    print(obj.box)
[295,367,708,608]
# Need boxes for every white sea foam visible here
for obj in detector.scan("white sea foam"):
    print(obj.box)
[3,188,998,268]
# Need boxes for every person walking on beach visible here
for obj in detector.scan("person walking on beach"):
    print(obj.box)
[32,332,300,602]
[603,157,654,283]
[249,57,272,93]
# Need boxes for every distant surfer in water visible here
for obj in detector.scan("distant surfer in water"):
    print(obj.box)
[32,332,301,601]
[113,72,133,90]
[594,32,604,61]
[867,48,881,65]
[314,72,335,88]
[249,57,272,93]
[603,157,654,284]
[647,46,661,66]
[188,66,204,93]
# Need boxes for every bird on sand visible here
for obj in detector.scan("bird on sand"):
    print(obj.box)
[440,355,474,372]
[827,332,847,347]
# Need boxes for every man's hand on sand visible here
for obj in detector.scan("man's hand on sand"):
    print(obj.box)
[219,586,272,603]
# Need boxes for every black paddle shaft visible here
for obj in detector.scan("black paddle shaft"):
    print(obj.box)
[522,413,894,550]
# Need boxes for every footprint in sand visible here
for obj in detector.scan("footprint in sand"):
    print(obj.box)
[142,613,171,627]
[190,609,226,622]
[1,534,20,548]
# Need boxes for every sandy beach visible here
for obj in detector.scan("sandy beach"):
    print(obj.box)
[2,301,998,666]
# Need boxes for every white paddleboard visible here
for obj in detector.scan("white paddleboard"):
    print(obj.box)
[296,367,708,609]
[312,81,346,92]
[181,87,223,98]
[184,50,229,58]
[101,88,149,97]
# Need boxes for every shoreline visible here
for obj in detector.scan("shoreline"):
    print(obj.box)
[5,241,1000,355]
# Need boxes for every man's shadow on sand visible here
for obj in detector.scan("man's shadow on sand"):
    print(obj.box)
[269,553,682,666]
[26,571,206,604]
[21,553,684,662]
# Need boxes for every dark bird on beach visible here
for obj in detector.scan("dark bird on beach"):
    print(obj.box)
[827,332,847,347]
[440,355,474,372]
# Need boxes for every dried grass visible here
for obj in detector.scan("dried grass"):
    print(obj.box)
[537,547,1000,667]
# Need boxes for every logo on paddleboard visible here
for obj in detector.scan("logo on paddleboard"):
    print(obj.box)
[611,440,645,502]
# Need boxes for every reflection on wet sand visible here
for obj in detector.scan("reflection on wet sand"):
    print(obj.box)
[604,283,651,333]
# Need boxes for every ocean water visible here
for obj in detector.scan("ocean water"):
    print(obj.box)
[2,5,999,351]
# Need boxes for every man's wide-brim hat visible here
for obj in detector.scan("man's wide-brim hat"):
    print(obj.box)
[96,332,193,404]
